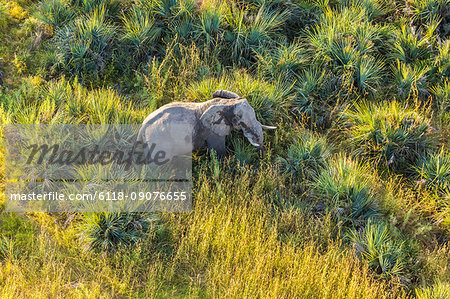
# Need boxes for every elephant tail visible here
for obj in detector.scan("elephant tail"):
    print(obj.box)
[212,90,241,99]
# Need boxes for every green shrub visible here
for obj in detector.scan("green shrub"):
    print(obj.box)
[307,8,384,68]
[196,3,225,48]
[415,148,450,194]
[391,24,432,65]
[73,0,121,18]
[434,40,449,79]
[393,60,430,99]
[0,236,19,260]
[53,7,116,79]
[35,0,74,29]
[340,0,389,19]
[410,0,449,24]
[277,130,331,181]
[348,220,404,277]
[79,212,151,254]
[343,100,434,173]
[313,154,379,227]
[294,67,343,128]
[223,5,288,66]
[353,56,384,96]
[230,134,259,164]
[256,43,308,81]
[431,80,449,113]
[120,7,162,61]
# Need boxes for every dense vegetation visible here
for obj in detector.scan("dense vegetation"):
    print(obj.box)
[0,0,449,297]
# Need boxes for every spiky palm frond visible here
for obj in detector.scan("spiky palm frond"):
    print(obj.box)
[348,220,404,277]
[277,130,331,180]
[434,39,450,78]
[343,100,435,173]
[224,5,289,65]
[196,4,225,46]
[36,0,75,29]
[354,56,384,96]
[392,60,430,99]
[431,80,449,112]
[307,8,383,70]
[313,154,379,227]
[340,0,389,19]
[256,42,309,80]
[121,7,162,59]
[391,24,432,64]
[54,7,116,77]
[79,212,151,254]
[415,147,450,194]
[410,0,449,23]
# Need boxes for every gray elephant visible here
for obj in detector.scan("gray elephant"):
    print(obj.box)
[137,90,276,160]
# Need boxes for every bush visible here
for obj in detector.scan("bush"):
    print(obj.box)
[348,220,404,277]
[313,154,379,228]
[277,130,331,181]
[343,100,435,173]
[223,5,288,66]
[293,67,341,128]
[52,7,116,79]
[0,236,19,260]
[256,43,308,81]
[410,0,449,25]
[393,60,430,99]
[35,0,74,30]
[79,212,152,254]
[120,7,162,61]
[391,24,432,65]
[415,148,450,194]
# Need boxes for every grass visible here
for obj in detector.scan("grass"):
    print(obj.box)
[0,0,449,297]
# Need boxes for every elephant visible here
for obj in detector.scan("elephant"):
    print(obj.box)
[137,90,276,161]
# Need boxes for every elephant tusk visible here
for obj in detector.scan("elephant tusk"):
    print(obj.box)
[249,141,261,147]
[261,125,277,130]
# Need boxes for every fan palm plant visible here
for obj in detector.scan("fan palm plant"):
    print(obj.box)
[256,42,309,81]
[391,24,432,65]
[277,130,331,181]
[348,220,404,277]
[121,7,162,60]
[54,7,116,78]
[36,0,74,30]
[415,147,450,194]
[79,212,151,255]
[313,154,379,228]
[392,60,430,99]
[224,5,288,66]
[343,100,435,173]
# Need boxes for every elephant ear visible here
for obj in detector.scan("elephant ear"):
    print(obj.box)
[200,105,233,137]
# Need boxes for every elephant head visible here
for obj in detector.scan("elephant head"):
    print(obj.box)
[200,97,276,152]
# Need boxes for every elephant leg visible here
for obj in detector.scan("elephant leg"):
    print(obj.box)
[206,135,226,157]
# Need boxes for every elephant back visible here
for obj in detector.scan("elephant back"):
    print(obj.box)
[212,90,241,99]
